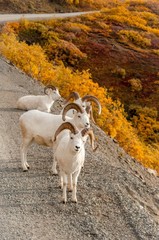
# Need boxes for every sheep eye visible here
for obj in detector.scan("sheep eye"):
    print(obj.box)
[78,115,81,118]
[70,136,73,139]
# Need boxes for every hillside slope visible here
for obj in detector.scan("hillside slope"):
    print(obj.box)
[0,0,75,13]
[0,56,159,239]
[0,0,96,13]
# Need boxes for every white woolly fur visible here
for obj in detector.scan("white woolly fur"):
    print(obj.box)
[19,103,90,171]
[17,86,61,112]
[53,122,94,203]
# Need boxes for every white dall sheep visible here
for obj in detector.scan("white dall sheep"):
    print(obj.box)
[19,103,90,171]
[52,92,100,175]
[61,91,102,123]
[53,122,95,203]
[17,85,61,112]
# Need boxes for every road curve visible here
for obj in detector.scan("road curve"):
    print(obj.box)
[0,11,98,23]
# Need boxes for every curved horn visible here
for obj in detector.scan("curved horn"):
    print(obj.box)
[64,91,80,105]
[44,85,57,94]
[81,95,102,115]
[62,103,84,121]
[81,128,98,151]
[54,122,78,142]
[85,105,96,124]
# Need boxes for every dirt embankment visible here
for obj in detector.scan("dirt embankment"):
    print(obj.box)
[0,56,159,239]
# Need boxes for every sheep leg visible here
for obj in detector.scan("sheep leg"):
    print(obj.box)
[51,157,58,175]
[60,174,63,189]
[72,170,80,203]
[68,174,73,192]
[20,138,32,171]
[62,173,67,203]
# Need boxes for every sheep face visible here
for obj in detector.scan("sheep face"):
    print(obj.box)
[46,88,61,101]
[74,98,86,109]
[52,89,61,101]
[69,132,85,153]
[73,111,90,129]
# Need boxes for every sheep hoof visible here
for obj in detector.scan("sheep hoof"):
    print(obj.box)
[23,169,28,172]
[52,169,58,175]
[68,188,73,192]
[72,199,77,203]
[62,200,67,204]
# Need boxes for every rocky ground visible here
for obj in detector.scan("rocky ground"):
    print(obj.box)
[0,56,159,240]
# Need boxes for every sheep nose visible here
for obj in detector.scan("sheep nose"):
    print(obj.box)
[85,122,89,127]
[75,146,80,151]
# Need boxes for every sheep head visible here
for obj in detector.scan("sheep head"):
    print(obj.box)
[85,105,96,124]
[81,95,102,115]
[44,85,61,100]
[62,103,84,121]
[44,85,57,94]
[62,103,90,129]
[54,122,84,153]
[54,122,97,153]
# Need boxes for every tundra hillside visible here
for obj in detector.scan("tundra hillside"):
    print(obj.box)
[0,0,159,173]
[0,0,107,13]
[0,55,158,240]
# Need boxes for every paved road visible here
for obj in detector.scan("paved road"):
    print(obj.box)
[0,11,97,23]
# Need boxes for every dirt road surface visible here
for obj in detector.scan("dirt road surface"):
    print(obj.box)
[0,56,159,239]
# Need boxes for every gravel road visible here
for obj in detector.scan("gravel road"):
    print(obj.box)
[0,56,159,240]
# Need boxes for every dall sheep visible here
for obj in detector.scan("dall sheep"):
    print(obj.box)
[53,122,95,203]
[19,103,90,171]
[61,91,102,122]
[17,85,61,112]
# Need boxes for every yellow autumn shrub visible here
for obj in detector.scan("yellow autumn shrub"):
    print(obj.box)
[0,33,56,81]
[63,22,91,33]
[128,78,143,91]
[119,30,151,48]
[153,49,159,55]
[112,67,126,79]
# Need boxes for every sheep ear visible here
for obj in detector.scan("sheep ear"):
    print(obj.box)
[45,88,52,95]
